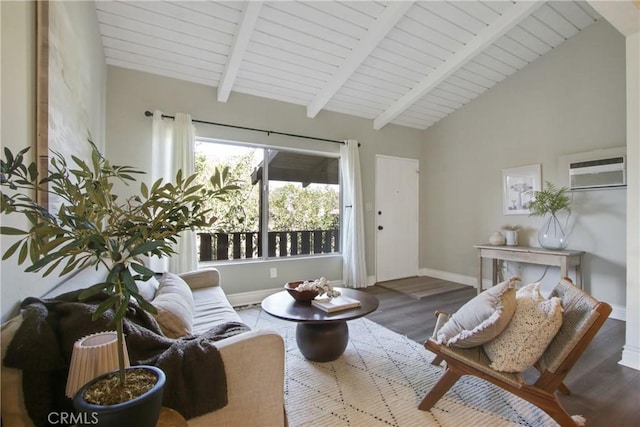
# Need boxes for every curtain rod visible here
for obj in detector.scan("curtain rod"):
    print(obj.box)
[144,110,346,145]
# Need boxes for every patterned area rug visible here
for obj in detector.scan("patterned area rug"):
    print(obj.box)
[376,276,470,300]
[237,307,556,427]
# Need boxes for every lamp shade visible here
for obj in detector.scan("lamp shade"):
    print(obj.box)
[65,331,130,398]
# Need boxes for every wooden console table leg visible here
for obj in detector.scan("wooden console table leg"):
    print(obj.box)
[560,258,568,282]
[576,254,583,289]
[477,250,483,294]
[492,259,498,286]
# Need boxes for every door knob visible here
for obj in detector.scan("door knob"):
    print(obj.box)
[378,225,383,230]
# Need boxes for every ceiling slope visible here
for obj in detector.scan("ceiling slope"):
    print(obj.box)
[95,1,601,130]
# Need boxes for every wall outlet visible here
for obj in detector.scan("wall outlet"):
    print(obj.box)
[270,267,277,278]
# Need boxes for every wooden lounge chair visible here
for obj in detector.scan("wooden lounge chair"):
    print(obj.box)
[420,278,612,427]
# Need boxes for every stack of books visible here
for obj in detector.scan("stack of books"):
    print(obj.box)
[311,295,361,313]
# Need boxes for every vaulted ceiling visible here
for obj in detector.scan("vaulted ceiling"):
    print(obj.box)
[95,1,600,130]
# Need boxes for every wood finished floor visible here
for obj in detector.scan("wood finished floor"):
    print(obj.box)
[376,276,469,300]
[361,283,639,427]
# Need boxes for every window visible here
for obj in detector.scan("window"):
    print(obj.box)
[195,139,340,262]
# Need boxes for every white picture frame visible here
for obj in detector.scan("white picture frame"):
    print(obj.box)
[502,164,541,215]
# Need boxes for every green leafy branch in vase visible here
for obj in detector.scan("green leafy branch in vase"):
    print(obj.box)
[528,181,572,218]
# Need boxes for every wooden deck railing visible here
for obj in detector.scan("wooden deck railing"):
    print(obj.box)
[197,229,340,261]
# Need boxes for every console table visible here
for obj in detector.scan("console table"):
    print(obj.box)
[474,245,584,293]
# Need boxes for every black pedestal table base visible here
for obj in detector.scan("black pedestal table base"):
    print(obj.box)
[261,287,379,363]
[296,321,349,362]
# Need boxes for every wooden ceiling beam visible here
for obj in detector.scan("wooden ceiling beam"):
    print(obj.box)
[373,1,544,130]
[306,1,414,118]
[217,1,263,102]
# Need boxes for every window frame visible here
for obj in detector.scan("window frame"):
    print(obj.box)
[195,137,342,263]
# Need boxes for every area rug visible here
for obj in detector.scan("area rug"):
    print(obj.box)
[376,276,470,300]
[237,307,557,427]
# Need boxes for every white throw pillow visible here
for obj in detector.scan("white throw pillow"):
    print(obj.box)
[483,283,563,373]
[436,277,518,348]
[152,272,195,338]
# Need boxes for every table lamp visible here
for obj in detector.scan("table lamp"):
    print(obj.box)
[65,331,130,398]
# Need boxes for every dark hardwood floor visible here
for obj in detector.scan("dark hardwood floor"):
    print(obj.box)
[361,284,639,427]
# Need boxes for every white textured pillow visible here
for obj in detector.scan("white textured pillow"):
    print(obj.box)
[135,276,159,301]
[152,272,195,338]
[436,277,518,348]
[483,283,563,373]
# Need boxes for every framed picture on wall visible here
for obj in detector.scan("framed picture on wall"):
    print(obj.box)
[502,164,541,215]
[36,1,93,212]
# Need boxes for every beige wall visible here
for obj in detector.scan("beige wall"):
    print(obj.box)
[0,1,106,320]
[421,20,627,313]
[106,66,424,294]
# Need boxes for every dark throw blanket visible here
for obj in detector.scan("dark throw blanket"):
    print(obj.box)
[3,289,250,426]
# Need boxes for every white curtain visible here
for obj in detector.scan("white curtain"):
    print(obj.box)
[340,139,368,288]
[150,111,197,274]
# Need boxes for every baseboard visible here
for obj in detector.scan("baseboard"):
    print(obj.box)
[418,268,627,321]
[226,279,349,308]
[227,288,280,307]
[418,268,478,288]
[228,272,627,322]
[620,345,640,371]
[609,304,626,322]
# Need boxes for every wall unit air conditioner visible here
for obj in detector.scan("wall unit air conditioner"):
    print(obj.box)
[569,155,626,190]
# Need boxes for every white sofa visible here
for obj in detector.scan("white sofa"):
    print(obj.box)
[1,268,287,426]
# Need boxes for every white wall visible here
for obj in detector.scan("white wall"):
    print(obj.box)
[0,1,106,321]
[105,66,424,295]
[421,20,627,312]
[622,29,640,370]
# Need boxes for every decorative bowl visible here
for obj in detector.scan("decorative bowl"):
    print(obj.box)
[284,281,318,302]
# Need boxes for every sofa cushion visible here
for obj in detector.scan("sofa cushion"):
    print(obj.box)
[0,315,32,427]
[136,276,159,301]
[436,277,517,348]
[192,286,242,335]
[483,283,563,372]
[152,272,195,338]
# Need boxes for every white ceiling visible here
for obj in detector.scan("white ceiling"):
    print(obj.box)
[95,1,601,130]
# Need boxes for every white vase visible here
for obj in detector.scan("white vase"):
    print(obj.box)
[489,231,506,246]
[538,213,570,250]
[503,230,518,246]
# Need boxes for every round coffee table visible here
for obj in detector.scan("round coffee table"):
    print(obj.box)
[261,287,379,362]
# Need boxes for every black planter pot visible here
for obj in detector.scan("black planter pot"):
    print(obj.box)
[73,365,166,427]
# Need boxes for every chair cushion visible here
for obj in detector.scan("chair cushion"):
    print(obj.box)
[483,283,563,372]
[428,339,526,389]
[152,272,195,338]
[436,277,517,348]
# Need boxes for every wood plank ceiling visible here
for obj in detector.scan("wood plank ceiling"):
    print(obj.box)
[95,1,601,130]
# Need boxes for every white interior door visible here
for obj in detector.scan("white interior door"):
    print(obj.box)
[375,155,419,282]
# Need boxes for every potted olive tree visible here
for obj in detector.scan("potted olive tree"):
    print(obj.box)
[0,142,238,425]
[528,181,572,250]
